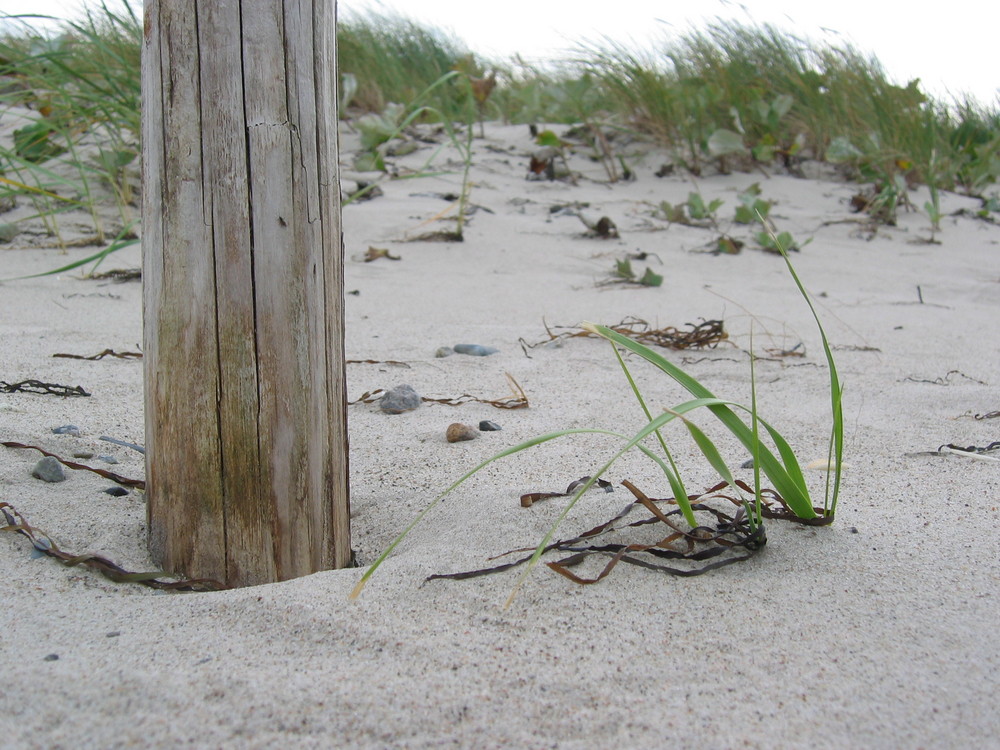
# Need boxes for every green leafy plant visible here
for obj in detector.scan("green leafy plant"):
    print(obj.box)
[659,191,724,227]
[351,234,843,605]
[755,228,805,253]
[734,183,772,224]
[0,2,141,247]
[611,258,663,287]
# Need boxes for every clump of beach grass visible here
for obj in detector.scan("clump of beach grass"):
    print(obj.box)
[0,2,140,252]
[350,233,843,606]
[579,20,1000,192]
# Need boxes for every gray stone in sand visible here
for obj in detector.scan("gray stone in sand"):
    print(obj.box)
[380,384,422,414]
[453,344,498,356]
[32,456,66,483]
[0,222,19,243]
[479,420,502,431]
[52,425,80,436]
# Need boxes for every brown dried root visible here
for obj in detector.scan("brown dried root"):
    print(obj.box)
[520,317,727,356]
[53,349,143,360]
[427,479,832,586]
[1,502,225,591]
[2,442,145,488]
[351,372,528,410]
[0,380,90,397]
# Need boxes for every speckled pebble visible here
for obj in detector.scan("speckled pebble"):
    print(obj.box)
[453,344,499,356]
[435,346,454,358]
[52,425,80,436]
[73,452,95,459]
[479,420,502,431]
[32,456,66,483]
[379,384,422,414]
[446,423,478,443]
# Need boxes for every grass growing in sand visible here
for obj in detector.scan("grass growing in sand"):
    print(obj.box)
[3,4,998,256]
[351,231,843,606]
[1,3,140,249]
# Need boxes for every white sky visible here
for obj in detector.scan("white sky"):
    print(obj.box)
[4,0,998,105]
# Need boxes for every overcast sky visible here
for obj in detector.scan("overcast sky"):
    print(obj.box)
[4,0,998,105]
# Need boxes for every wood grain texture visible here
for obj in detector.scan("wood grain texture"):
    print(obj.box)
[142,0,349,586]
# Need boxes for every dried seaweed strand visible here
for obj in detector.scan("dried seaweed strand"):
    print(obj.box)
[520,475,614,507]
[938,442,1000,455]
[519,316,727,357]
[1,442,145,489]
[350,373,528,410]
[89,268,141,282]
[427,479,823,586]
[346,359,410,368]
[903,369,988,386]
[0,380,90,397]
[53,349,143,360]
[1,502,224,591]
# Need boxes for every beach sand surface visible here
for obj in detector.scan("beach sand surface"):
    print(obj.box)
[1,123,999,748]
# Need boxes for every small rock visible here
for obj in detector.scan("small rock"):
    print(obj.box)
[453,344,499,357]
[72,452,94,459]
[43,654,59,662]
[435,346,454,358]
[379,384,422,414]
[446,423,478,443]
[97,454,119,465]
[479,420,502,431]
[104,486,129,497]
[0,222,19,243]
[52,425,80,436]
[740,458,755,469]
[32,456,66,483]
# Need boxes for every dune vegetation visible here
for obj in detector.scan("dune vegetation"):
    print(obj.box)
[0,3,997,256]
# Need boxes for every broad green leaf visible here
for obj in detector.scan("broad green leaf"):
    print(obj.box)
[707,128,746,157]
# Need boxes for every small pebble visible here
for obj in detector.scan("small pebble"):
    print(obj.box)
[740,458,755,469]
[0,222,19,243]
[479,420,502,431]
[43,654,59,662]
[32,456,66,483]
[97,454,119,465]
[435,346,454,358]
[106,631,121,638]
[72,452,95,459]
[453,344,499,357]
[379,384,422,414]
[446,423,478,443]
[104,486,129,497]
[52,425,80,436]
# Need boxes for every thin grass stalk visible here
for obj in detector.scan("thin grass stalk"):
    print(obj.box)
[749,327,763,525]
[610,342,695,527]
[349,425,698,601]
[759,216,844,516]
[583,322,815,518]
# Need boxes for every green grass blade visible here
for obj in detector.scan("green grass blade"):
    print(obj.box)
[609,341,695,526]
[350,427,645,600]
[760,215,844,517]
[0,236,138,282]
[582,322,816,518]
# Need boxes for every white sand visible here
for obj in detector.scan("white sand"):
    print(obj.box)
[2,123,999,748]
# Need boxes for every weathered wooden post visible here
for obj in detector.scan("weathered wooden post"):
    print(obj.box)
[141,0,350,586]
